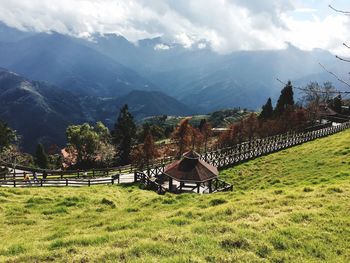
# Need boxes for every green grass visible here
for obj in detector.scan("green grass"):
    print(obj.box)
[0,130,350,262]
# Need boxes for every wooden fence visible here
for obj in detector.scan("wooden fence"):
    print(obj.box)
[0,175,120,188]
[134,171,167,194]
[0,156,174,182]
[201,122,350,169]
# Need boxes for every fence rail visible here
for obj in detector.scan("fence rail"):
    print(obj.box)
[0,175,121,188]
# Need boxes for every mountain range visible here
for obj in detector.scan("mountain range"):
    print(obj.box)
[0,22,347,151]
[0,68,192,152]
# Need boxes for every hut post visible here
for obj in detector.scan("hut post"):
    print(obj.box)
[208,180,213,193]
[168,177,173,192]
[197,183,200,193]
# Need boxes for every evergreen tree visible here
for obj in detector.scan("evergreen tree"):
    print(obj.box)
[35,143,49,169]
[332,95,342,114]
[0,120,16,152]
[274,81,295,116]
[259,98,273,120]
[112,105,136,165]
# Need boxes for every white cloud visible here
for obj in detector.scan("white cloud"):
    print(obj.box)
[154,43,170,50]
[0,0,348,54]
[197,42,207,49]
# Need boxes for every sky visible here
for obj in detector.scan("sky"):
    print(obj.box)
[0,0,349,55]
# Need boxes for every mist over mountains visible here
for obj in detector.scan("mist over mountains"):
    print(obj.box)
[0,22,347,151]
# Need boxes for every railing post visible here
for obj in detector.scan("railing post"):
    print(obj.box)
[66,179,68,186]
[88,180,91,187]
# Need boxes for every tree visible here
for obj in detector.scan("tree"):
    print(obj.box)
[332,95,342,114]
[132,130,158,170]
[259,98,273,120]
[171,118,193,157]
[66,122,115,168]
[274,81,294,116]
[138,123,165,143]
[199,119,212,152]
[143,131,158,167]
[112,105,136,165]
[35,143,49,169]
[217,122,244,147]
[191,127,204,152]
[242,113,259,141]
[0,120,16,152]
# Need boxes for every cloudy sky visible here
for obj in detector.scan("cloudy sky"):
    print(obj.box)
[0,0,349,54]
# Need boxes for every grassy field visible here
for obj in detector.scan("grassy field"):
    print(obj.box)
[0,130,350,262]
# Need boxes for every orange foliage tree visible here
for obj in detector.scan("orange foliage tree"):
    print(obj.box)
[131,131,158,169]
[171,118,201,157]
[199,119,212,152]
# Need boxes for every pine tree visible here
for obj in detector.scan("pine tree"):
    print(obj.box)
[332,95,342,113]
[259,98,273,120]
[0,120,16,152]
[112,105,136,165]
[35,143,49,169]
[274,81,295,116]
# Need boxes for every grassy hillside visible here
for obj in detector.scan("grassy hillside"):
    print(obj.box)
[0,130,350,262]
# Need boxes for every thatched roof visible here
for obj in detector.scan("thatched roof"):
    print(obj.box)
[164,151,218,183]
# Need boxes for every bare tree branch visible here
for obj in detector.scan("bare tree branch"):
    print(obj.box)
[329,5,350,14]
[319,63,350,89]
[336,55,350,63]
